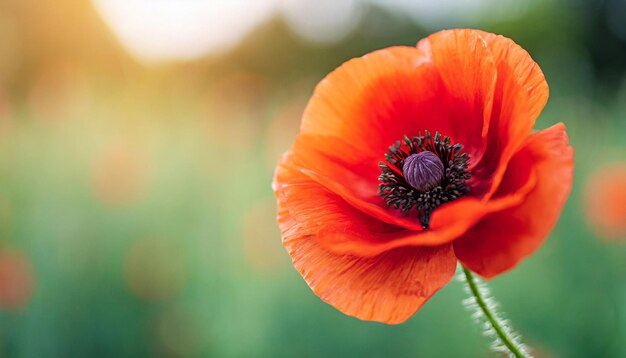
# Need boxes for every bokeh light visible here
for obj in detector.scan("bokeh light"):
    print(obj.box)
[0,249,34,311]
[27,61,87,122]
[280,0,363,43]
[92,141,150,208]
[92,0,278,62]
[584,163,626,241]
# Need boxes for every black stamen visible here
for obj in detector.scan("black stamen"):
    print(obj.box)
[378,131,471,228]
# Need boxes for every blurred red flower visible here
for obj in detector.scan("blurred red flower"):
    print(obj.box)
[0,249,34,310]
[92,142,149,207]
[585,163,626,241]
[273,29,574,324]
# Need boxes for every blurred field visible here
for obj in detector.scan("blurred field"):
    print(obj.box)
[0,0,625,357]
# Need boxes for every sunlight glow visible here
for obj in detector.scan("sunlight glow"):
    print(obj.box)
[280,0,362,43]
[93,0,278,62]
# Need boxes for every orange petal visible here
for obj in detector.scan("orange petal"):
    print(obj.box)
[274,151,426,244]
[416,29,497,165]
[290,35,498,229]
[300,42,495,173]
[469,30,550,197]
[317,172,536,256]
[278,143,537,257]
[275,169,457,323]
[454,123,573,278]
[288,134,424,231]
[300,46,460,152]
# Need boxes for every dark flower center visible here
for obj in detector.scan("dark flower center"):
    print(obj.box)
[378,131,471,228]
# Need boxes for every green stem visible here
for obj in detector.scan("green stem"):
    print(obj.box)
[461,265,530,358]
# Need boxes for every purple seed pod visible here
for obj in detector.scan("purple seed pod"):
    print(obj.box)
[402,151,445,192]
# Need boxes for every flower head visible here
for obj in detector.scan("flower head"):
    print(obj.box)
[273,29,574,324]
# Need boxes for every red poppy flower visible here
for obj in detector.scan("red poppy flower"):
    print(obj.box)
[273,29,574,324]
[584,163,626,241]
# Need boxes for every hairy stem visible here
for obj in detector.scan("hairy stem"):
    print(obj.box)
[460,265,531,358]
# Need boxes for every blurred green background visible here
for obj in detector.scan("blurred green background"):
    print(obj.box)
[0,0,625,357]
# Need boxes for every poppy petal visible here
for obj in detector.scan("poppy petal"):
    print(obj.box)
[470,30,550,197]
[275,168,457,324]
[301,46,444,150]
[277,144,536,256]
[317,173,536,256]
[274,152,421,241]
[416,28,497,164]
[294,38,497,219]
[454,123,573,278]
[288,134,423,231]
